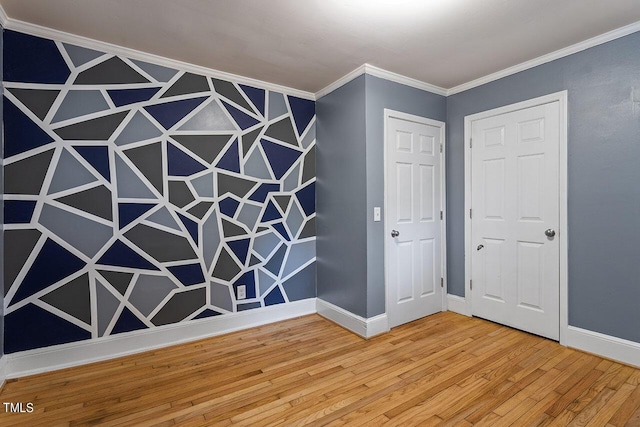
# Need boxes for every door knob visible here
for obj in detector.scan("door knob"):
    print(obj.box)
[477,244,484,251]
[545,229,556,238]
[391,230,400,238]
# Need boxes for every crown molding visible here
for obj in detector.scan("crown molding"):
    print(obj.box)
[1,14,315,100]
[0,4,8,28]
[447,20,640,95]
[314,64,367,99]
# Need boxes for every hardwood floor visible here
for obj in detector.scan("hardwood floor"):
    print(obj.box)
[1,312,639,426]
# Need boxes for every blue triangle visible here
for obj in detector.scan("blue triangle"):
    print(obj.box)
[239,85,265,116]
[112,307,148,334]
[74,145,111,181]
[273,222,291,241]
[118,203,155,228]
[228,239,250,265]
[195,309,222,319]
[10,239,86,306]
[233,271,256,299]
[98,240,159,270]
[261,201,282,222]
[261,139,301,180]
[145,96,207,129]
[248,183,280,203]
[168,263,205,286]
[108,87,161,107]
[221,100,260,130]
[265,286,285,306]
[296,182,316,216]
[178,213,198,245]
[167,143,207,176]
[4,30,70,84]
[4,97,54,158]
[215,138,240,173]
[219,197,240,217]
[288,96,315,136]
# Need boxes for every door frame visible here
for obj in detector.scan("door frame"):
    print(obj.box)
[383,109,448,320]
[463,91,568,344]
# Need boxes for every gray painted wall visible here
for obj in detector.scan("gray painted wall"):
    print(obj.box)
[364,75,446,317]
[316,74,446,318]
[0,26,4,359]
[447,32,640,343]
[316,75,368,316]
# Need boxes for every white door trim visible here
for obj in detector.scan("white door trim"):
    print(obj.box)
[464,91,568,344]
[383,109,447,318]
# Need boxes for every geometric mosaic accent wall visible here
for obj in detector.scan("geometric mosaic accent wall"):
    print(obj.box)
[2,30,316,354]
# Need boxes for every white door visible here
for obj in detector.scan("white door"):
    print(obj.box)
[470,101,560,340]
[385,111,445,328]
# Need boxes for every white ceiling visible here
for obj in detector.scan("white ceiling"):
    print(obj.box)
[1,0,640,94]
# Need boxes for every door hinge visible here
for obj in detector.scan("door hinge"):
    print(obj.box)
[440,143,443,153]
[440,210,443,220]
[440,277,444,288]
[469,209,472,219]
[470,138,473,149]
[470,280,473,290]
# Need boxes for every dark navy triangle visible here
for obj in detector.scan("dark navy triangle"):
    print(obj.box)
[248,183,280,203]
[168,264,205,286]
[215,138,240,173]
[296,181,316,216]
[4,97,54,158]
[118,203,155,228]
[9,239,86,306]
[220,100,260,130]
[98,240,159,270]
[233,271,256,299]
[108,87,161,107]
[112,307,148,334]
[265,286,285,306]
[194,309,222,319]
[273,222,291,241]
[288,96,315,136]
[167,143,208,176]
[4,30,70,84]
[74,145,111,181]
[178,213,199,245]
[145,97,207,129]
[228,239,250,265]
[261,139,302,180]
[239,85,265,116]
[261,201,282,222]
[219,197,240,217]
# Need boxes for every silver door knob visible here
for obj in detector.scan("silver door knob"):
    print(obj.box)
[545,229,556,238]
[391,230,400,238]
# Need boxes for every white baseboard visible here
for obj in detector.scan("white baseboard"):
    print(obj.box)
[5,298,316,379]
[316,298,389,339]
[0,356,7,389]
[566,326,640,368]
[447,294,471,316]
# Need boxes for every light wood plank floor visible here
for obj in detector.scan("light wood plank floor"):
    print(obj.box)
[1,312,639,426]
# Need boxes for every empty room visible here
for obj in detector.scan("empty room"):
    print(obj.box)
[0,0,639,425]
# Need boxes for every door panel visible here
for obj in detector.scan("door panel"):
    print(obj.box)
[471,102,560,340]
[386,114,444,328]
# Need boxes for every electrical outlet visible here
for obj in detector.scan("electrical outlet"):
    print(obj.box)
[237,285,246,300]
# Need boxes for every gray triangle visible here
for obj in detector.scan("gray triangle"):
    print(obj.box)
[52,90,110,123]
[63,43,106,67]
[161,73,210,98]
[96,279,121,336]
[241,127,263,157]
[249,255,261,267]
[54,111,129,141]
[172,134,232,164]
[56,185,113,221]
[273,196,291,213]
[237,203,262,231]
[179,99,236,131]
[286,202,305,239]
[243,148,272,180]
[128,275,177,316]
[188,202,214,219]
[168,181,195,208]
[301,122,316,149]
[124,142,164,193]
[191,173,214,198]
[41,273,91,323]
[264,118,298,146]
[131,59,179,83]
[258,269,276,296]
[211,78,254,113]
[98,270,134,295]
[115,155,157,199]
[264,244,287,276]
[146,207,181,231]
[268,92,288,120]
[210,281,233,311]
[5,229,42,295]
[75,57,149,85]
[222,219,247,238]
[217,173,257,198]
[203,210,221,270]
[5,149,55,195]
[302,146,316,184]
[283,163,301,192]
[115,111,163,146]
[212,248,241,281]
[299,217,316,239]
[48,149,98,194]
[257,226,269,233]
[8,88,60,120]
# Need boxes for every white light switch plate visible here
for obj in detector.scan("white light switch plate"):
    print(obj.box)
[237,285,246,299]
[374,207,381,222]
